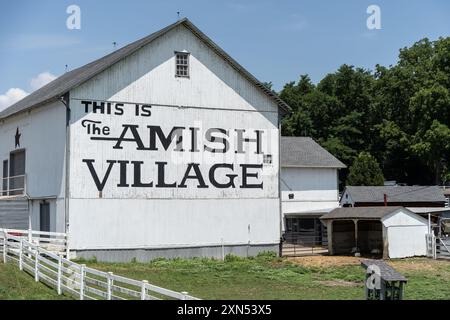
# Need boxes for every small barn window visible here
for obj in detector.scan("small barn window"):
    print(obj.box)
[175,52,190,78]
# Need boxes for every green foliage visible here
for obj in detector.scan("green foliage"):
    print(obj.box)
[281,37,450,185]
[346,152,385,186]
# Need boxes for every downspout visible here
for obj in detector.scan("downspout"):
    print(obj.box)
[59,93,71,237]
[278,112,283,257]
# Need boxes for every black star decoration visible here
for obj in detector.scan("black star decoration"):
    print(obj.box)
[15,127,21,148]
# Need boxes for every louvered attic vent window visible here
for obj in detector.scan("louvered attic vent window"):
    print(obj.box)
[175,52,190,78]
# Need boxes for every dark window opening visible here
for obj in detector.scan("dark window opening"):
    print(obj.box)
[2,160,8,196]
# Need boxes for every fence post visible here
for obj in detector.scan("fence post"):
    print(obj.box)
[433,235,437,260]
[57,256,62,295]
[80,264,85,300]
[34,248,39,282]
[65,233,70,260]
[19,239,23,271]
[181,291,188,300]
[3,235,6,263]
[107,272,113,300]
[141,280,148,300]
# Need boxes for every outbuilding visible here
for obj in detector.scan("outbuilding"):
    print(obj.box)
[0,19,290,261]
[321,207,429,259]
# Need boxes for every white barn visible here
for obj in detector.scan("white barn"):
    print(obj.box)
[0,19,291,261]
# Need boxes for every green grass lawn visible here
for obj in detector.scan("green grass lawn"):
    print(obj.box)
[1,253,449,300]
[81,253,450,300]
[0,262,69,300]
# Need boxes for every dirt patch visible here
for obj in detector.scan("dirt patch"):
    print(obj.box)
[388,258,440,272]
[288,256,362,268]
[317,280,360,287]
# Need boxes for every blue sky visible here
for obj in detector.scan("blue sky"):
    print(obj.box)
[1,0,449,109]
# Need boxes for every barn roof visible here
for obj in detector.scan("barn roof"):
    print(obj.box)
[344,186,446,204]
[320,207,406,220]
[280,137,346,168]
[0,18,291,121]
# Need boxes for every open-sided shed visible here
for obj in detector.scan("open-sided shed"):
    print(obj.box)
[321,207,429,259]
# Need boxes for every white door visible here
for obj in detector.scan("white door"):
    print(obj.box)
[387,226,427,258]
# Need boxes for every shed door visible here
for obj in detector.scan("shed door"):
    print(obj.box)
[40,202,50,232]
[387,226,427,258]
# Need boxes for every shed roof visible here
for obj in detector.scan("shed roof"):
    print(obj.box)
[344,185,446,203]
[320,207,406,220]
[280,137,346,168]
[0,18,291,121]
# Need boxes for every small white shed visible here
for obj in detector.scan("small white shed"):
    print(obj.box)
[321,207,429,259]
[382,209,429,258]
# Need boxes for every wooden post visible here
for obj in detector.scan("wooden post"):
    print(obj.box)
[34,249,39,282]
[65,234,70,260]
[79,264,85,300]
[141,280,148,300]
[3,235,6,263]
[19,239,23,271]
[34,248,39,282]
[353,219,359,256]
[327,221,333,255]
[57,256,62,295]
[107,272,113,300]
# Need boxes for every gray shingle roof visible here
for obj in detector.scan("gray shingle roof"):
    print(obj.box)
[344,186,447,203]
[0,18,291,121]
[281,137,346,168]
[320,206,405,220]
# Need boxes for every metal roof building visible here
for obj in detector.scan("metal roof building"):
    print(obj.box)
[341,185,447,207]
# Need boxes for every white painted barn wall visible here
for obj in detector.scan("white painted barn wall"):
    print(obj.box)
[67,24,281,250]
[382,209,428,258]
[281,167,339,215]
[0,101,66,232]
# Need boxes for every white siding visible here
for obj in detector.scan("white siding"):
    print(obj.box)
[382,209,428,258]
[281,167,339,215]
[0,101,66,198]
[67,24,281,250]
[0,101,67,232]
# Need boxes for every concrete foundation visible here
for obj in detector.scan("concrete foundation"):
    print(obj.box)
[73,243,280,262]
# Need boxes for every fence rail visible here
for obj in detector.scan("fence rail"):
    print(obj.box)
[0,229,200,300]
[1,228,68,258]
[282,233,328,256]
[1,174,26,197]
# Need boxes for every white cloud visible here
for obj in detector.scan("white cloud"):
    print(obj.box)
[0,88,28,112]
[30,72,57,91]
[0,71,57,112]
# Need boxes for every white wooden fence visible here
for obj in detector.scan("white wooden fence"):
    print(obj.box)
[426,233,450,260]
[1,228,68,257]
[0,230,200,300]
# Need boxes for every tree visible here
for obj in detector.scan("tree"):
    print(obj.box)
[411,120,450,184]
[346,152,385,186]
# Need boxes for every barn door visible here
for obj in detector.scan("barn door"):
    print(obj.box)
[40,202,50,233]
